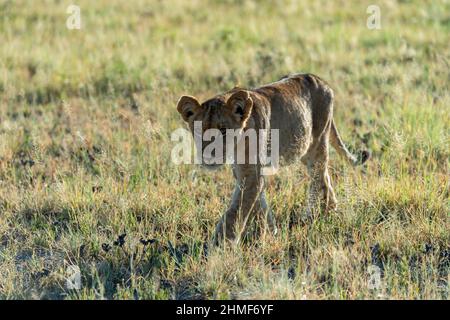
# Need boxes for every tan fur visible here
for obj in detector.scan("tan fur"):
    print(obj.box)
[177,73,369,245]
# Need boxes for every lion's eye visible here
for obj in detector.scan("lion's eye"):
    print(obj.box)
[219,128,227,135]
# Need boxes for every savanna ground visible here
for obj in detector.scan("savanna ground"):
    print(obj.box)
[0,0,449,300]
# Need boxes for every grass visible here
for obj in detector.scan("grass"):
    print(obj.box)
[0,0,449,299]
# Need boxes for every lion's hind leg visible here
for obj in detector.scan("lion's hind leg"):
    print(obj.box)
[301,121,337,221]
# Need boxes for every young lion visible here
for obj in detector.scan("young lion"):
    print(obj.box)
[177,73,369,245]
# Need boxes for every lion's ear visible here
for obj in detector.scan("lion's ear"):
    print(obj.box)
[177,95,201,122]
[226,90,253,125]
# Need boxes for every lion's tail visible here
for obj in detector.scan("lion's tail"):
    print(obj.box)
[330,119,370,166]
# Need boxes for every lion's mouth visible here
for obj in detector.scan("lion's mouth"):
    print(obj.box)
[200,162,224,171]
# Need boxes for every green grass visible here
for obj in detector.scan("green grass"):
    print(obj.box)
[0,0,449,299]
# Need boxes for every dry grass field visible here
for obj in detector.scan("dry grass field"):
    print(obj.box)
[0,0,449,299]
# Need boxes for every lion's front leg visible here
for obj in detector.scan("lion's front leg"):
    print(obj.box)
[212,186,241,244]
[261,191,278,236]
[212,164,264,245]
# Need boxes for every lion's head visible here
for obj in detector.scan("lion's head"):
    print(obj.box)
[177,90,254,168]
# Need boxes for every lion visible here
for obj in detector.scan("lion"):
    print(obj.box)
[176,73,370,245]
